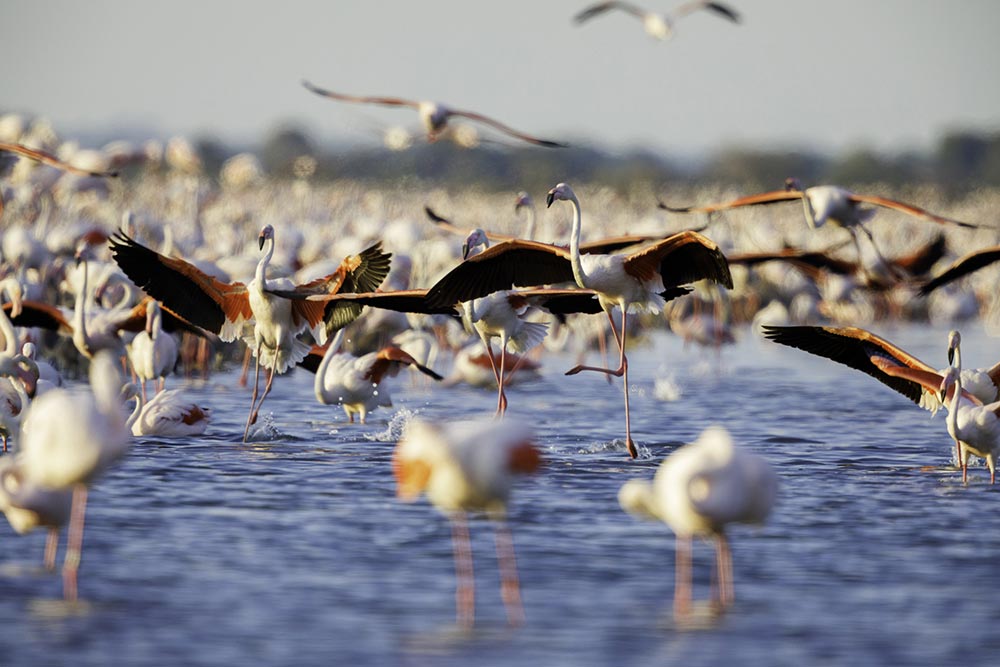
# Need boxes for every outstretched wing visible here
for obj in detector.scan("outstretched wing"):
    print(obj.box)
[762,325,937,406]
[0,142,120,178]
[301,80,421,109]
[108,230,251,339]
[673,1,741,22]
[624,230,734,289]
[447,108,566,148]
[918,245,1000,295]
[574,1,646,23]
[425,240,575,307]
[658,189,802,214]
[848,193,981,229]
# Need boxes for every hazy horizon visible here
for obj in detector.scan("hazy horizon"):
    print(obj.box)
[3,1,999,158]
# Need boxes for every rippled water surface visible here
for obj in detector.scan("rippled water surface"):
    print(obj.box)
[2,323,998,666]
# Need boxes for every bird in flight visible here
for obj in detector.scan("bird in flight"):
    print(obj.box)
[301,80,566,148]
[574,1,741,41]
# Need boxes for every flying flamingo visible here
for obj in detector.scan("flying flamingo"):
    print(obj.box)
[619,425,777,618]
[120,383,211,437]
[919,244,1000,295]
[574,1,741,40]
[426,182,733,458]
[109,226,392,441]
[393,417,541,627]
[302,328,443,423]
[0,141,119,219]
[661,178,982,280]
[16,351,130,601]
[302,80,566,148]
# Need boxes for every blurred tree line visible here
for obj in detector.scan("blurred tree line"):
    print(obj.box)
[196,124,1000,195]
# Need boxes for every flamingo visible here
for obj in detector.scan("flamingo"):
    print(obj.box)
[0,276,25,357]
[619,425,777,618]
[426,182,733,458]
[16,351,130,600]
[919,244,1000,295]
[303,329,443,423]
[108,226,392,441]
[868,351,1000,484]
[661,178,981,281]
[0,455,73,570]
[302,80,566,148]
[762,325,1000,413]
[574,1,741,40]
[393,417,541,627]
[0,355,36,452]
[126,300,178,400]
[514,192,536,240]
[121,384,211,437]
[0,141,118,219]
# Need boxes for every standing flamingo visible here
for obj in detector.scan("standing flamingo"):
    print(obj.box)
[16,351,130,600]
[109,226,391,441]
[619,425,777,618]
[393,417,541,627]
[126,300,178,400]
[0,456,72,570]
[427,182,732,458]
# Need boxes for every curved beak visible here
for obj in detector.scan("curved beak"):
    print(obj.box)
[545,192,555,208]
[461,242,471,260]
[258,233,266,251]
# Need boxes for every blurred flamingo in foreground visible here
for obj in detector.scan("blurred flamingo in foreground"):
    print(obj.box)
[393,417,541,627]
[619,425,777,619]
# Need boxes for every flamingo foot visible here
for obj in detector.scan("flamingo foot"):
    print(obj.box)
[626,437,638,459]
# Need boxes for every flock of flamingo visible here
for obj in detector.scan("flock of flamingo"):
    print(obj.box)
[2,1,999,628]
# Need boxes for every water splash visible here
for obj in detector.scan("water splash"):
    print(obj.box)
[364,408,419,443]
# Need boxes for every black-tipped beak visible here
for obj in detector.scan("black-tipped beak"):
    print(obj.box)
[258,234,266,251]
[947,347,955,366]
[461,243,471,260]
[545,192,555,208]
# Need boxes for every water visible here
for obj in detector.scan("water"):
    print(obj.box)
[2,323,998,666]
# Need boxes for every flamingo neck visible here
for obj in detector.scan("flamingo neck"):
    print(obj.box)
[315,329,346,403]
[255,236,275,287]
[566,192,589,288]
[125,392,143,431]
[0,282,19,357]
[73,260,91,353]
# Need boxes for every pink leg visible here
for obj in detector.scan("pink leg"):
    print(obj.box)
[63,484,88,602]
[478,335,504,417]
[242,344,262,442]
[715,532,733,609]
[566,309,625,376]
[494,520,524,626]
[497,343,509,417]
[250,361,278,428]
[451,513,475,628]
[674,534,692,619]
[238,346,252,388]
[44,527,60,571]
[140,379,148,403]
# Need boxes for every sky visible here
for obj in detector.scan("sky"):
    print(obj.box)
[3,1,999,158]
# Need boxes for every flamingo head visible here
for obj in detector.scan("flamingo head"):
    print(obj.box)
[546,182,575,208]
[939,365,960,402]
[514,191,534,211]
[947,330,961,366]
[462,228,490,260]
[784,177,803,192]
[258,224,275,251]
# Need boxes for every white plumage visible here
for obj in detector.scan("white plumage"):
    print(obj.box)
[619,425,777,617]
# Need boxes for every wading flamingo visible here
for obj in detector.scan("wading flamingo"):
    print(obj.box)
[393,417,541,627]
[426,182,732,458]
[619,425,777,618]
